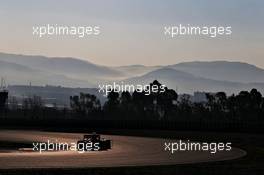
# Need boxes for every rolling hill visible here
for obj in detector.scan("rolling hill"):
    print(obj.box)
[1,52,264,95]
[123,68,264,95]
[169,61,264,83]
[0,52,124,84]
[0,60,93,87]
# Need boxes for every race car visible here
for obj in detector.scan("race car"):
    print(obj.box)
[77,133,112,151]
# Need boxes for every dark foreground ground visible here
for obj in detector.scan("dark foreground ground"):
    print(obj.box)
[0,129,263,175]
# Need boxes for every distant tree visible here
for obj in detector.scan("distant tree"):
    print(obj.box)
[103,90,120,119]
[236,91,251,119]
[131,90,146,119]
[0,91,8,110]
[22,96,43,109]
[0,91,8,116]
[120,91,131,105]
[178,94,192,118]
[107,91,119,106]
[157,87,178,120]
[215,92,227,112]
[249,89,262,119]
[70,95,81,114]
[8,96,19,110]
[119,91,133,119]
[22,95,43,119]
[206,93,215,111]
[227,94,237,119]
[70,93,101,117]
[250,89,262,109]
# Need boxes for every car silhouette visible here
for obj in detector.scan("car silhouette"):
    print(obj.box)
[77,133,112,151]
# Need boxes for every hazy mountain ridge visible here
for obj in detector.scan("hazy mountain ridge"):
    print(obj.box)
[1,52,264,94]
[123,67,264,94]
[0,59,93,87]
[0,52,124,84]
[169,61,264,83]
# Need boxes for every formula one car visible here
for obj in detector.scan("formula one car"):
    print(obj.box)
[77,133,112,151]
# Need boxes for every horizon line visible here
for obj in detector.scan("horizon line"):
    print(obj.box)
[0,51,262,69]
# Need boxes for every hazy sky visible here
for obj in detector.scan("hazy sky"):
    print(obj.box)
[0,0,263,67]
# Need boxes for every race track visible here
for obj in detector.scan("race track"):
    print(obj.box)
[0,130,246,169]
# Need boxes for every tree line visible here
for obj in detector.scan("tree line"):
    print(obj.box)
[2,80,264,124]
[1,80,264,131]
[69,80,264,123]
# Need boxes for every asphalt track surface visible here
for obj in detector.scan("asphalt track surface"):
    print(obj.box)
[0,130,246,169]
